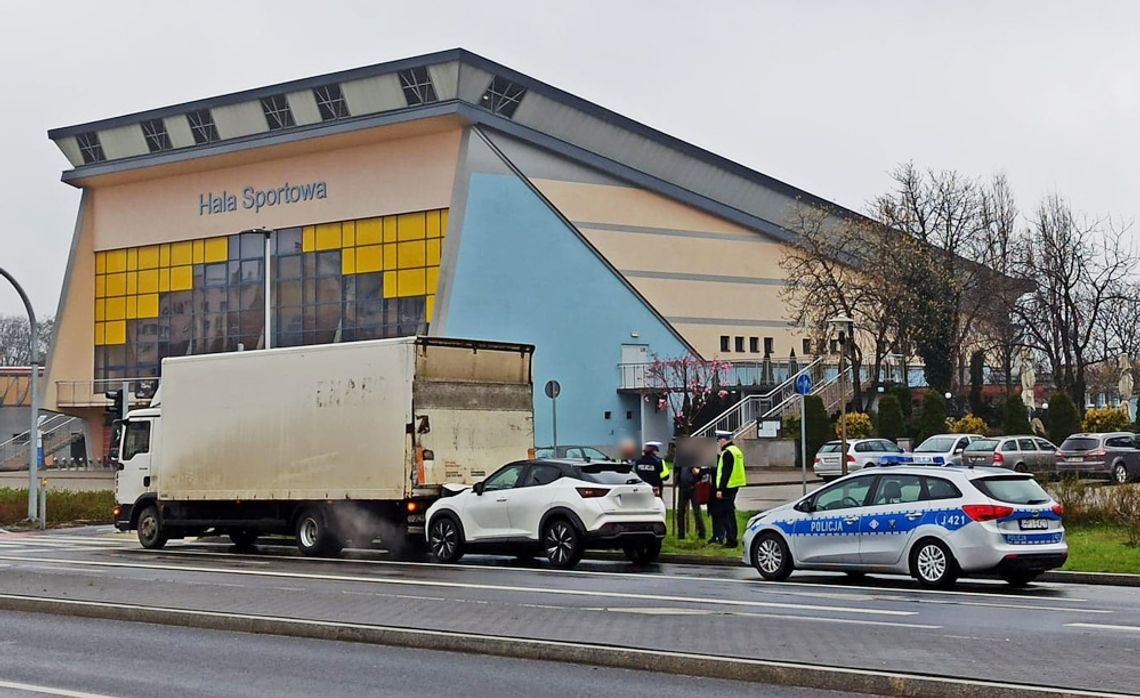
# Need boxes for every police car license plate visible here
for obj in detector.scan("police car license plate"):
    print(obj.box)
[1019,519,1049,530]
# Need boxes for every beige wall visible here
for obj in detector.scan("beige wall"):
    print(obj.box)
[532,178,805,360]
[46,125,464,410]
[92,129,463,250]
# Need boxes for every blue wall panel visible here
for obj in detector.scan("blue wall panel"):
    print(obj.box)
[443,173,688,446]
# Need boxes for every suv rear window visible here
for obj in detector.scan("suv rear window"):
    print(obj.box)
[1060,437,1100,451]
[572,464,642,485]
[972,476,1051,505]
[964,439,998,452]
[818,443,841,453]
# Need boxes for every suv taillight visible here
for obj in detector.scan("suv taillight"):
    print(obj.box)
[575,487,610,498]
[847,454,856,463]
[1087,448,1107,458]
[962,504,1014,522]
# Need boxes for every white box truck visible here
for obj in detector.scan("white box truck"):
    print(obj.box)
[111,337,535,556]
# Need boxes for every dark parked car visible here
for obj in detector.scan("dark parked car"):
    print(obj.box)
[1056,432,1140,484]
[962,436,1058,475]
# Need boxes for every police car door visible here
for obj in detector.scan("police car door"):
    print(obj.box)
[858,473,924,566]
[793,475,875,566]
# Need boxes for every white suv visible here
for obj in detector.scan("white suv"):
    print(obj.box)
[425,459,666,569]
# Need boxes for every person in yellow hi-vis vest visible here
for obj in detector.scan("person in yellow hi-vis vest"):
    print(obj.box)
[713,430,747,548]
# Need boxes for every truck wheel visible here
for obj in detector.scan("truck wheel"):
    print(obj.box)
[136,504,167,550]
[543,518,583,569]
[427,515,465,563]
[295,508,342,557]
[229,529,258,550]
[623,538,662,565]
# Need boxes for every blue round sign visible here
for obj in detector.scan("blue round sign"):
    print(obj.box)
[795,374,813,395]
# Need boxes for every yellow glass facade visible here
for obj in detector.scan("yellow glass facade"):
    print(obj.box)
[92,208,447,379]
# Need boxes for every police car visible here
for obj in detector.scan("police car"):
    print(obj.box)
[742,465,1067,588]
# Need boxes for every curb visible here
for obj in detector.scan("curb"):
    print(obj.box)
[588,552,1140,587]
[0,593,1124,698]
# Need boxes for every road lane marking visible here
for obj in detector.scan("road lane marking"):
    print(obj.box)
[119,546,1102,609]
[597,607,942,629]
[0,593,1127,698]
[1066,622,1140,633]
[0,679,117,698]
[0,554,916,617]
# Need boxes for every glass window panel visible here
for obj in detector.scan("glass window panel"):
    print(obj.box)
[228,235,242,261]
[241,259,262,284]
[277,254,302,280]
[276,306,304,333]
[314,303,340,331]
[240,285,262,312]
[240,233,264,259]
[316,277,341,305]
[316,251,340,278]
[276,228,303,255]
[276,280,302,308]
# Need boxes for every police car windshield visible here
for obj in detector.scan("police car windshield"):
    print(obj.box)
[573,464,641,485]
[972,475,1051,505]
[965,439,999,452]
[916,437,956,453]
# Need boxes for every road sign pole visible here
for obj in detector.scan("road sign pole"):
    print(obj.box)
[552,394,558,451]
[801,393,808,496]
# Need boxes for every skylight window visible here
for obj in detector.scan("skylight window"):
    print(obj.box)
[140,119,172,152]
[260,94,295,130]
[186,109,219,144]
[313,84,349,121]
[398,67,438,106]
[480,77,527,118]
[76,132,105,164]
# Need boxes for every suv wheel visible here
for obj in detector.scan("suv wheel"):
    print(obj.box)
[1113,462,1130,485]
[623,538,662,565]
[427,515,464,563]
[543,518,583,569]
[910,538,958,588]
[752,532,793,581]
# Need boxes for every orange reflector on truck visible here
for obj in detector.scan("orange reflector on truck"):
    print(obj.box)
[415,446,425,485]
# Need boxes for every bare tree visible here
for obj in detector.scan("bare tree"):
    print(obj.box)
[976,173,1028,392]
[1014,195,1135,408]
[0,315,54,366]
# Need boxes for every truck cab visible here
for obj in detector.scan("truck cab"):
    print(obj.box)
[112,407,160,530]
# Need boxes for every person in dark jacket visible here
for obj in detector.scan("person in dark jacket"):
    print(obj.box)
[674,443,706,540]
[634,441,666,494]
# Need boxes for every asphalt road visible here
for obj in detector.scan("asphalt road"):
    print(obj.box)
[0,527,1138,695]
[0,611,853,698]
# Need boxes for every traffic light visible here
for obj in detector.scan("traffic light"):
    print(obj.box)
[105,389,124,420]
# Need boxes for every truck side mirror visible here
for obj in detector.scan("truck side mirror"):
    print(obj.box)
[473,482,485,496]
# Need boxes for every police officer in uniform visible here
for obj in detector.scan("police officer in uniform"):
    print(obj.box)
[713,430,747,547]
[634,441,666,495]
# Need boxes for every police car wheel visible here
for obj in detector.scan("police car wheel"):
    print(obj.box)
[910,538,958,588]
[428,515,465,563]
[752,533,793,581]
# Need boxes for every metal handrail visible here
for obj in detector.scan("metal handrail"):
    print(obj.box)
[691,357,826,438]
[0,414,84,468]
[759,365,850,421]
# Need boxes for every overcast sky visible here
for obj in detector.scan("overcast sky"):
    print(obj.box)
[1,0,1137,317]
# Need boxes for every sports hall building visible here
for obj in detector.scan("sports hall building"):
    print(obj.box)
[43,49,861,458]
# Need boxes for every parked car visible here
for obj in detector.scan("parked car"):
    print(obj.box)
[962,436,1058,475]
[425,459,666,568]
[911,433,986,466]
[743,465,1067,588]
[535,445,613,461]
[813,439,907,480]
[1056,432,1140,484]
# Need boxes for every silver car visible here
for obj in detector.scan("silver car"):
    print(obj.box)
[743,465,1068,588]
[911,433,986,465]
[813,439,906,480]
[962,436,1058,474]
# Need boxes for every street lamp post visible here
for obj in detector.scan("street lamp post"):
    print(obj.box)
[240,228,275,349]
[0,268,40,521]
[829,316,854,476]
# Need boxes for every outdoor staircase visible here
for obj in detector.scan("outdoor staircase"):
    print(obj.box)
[0,414,85,471]
[692,359,852,440]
